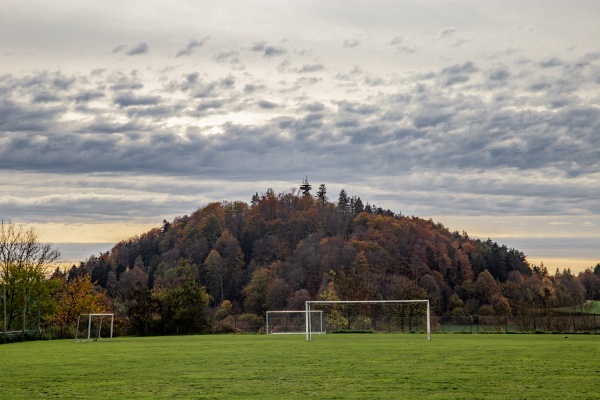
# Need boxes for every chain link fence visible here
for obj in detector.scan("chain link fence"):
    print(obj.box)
[434,314,600,333]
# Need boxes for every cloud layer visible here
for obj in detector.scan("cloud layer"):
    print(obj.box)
[2,51,599,216]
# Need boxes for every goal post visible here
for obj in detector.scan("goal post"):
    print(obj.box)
[266,310,324,334]
[75,313,114,342]
[305,300,431,341]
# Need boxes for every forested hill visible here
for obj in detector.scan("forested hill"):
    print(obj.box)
[69,188,600,335]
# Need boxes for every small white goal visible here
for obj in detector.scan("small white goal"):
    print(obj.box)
[75,313,114,342]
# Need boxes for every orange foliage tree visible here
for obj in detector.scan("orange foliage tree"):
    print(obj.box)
[51,274,108,338]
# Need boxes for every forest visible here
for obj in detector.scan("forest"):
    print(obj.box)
[64,186,600,336]
[3,187,600,338]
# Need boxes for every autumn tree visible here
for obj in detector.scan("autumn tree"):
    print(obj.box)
[242,267,274,314]
[204,249,224,304]
[474,270,500,306]
[579,270,600,300]
[51,274,108,338]
[214,229,245,301]
[116,265,151,335]
[0,221,61,333]
[152,259,210,335]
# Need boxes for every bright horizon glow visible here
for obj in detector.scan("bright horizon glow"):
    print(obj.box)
[32,222,160,244]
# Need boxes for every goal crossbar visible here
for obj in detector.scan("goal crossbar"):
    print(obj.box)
[306,300,431,341]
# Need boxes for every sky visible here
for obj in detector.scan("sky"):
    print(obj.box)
[1,1,599,272]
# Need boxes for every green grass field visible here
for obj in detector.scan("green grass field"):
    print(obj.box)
[586,300,600,314]
[1,334,598,399]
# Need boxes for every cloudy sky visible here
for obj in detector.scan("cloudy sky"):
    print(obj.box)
[1,1,599,271]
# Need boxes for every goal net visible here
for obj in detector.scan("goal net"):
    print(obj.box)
[305,300,431,341]
[75,313,114,342]
[266,310,324,334]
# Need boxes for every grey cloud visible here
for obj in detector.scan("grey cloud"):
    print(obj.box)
[114,92,161,107]
[193,82,219,98]
[195,99,225,113]
[33,92,61,103]
[251,42,287,57]
[177,71,200,91]
[173,73,235,99]
[112,43,149,56]
[244,83,265,94]
[389,35,403,45]
[1,71,75,91]
[251,42,266,51]
[335,119,359,129]
[441,61,477,75]
[382,110,404,122]
[440,61,478,86]
[395,45,417,54]
[276,113,325,137]
[292,76,322,88]
[343,39,361,48]
[412,113,451,128]
[108,72,144,91]
[126,42,149,56]
[214,50,241,64]
[83,118,146,134]
[0,99,65,132]
[220,75,235,88]
[176,36,210,57]
[52,74,76,90]
[0,189,200,223]
[257,100,278,109]
[126,104,184,119]
[336,100,379,115]
[297,64,325,73]
[389,35,417,54]
[488,68,510,82]
[72,90,105,103]
[540,57,563,68]
[264,46,286,57]
[112,44,127,54]
[302,102,325,112]
[529,81,552,92]
[344,126,387,145]
[443,75,470,86]
[436,27,457,39]
[364,76,385,86]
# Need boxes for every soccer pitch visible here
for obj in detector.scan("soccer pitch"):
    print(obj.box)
[1,334,597,399]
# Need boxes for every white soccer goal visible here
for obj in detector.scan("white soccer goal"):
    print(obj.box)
[266,310,324,334]
[305,300,431,341]
[75,313,114,342]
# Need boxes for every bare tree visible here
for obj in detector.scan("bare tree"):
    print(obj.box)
[0,221,61,333]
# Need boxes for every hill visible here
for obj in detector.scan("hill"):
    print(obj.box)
[68,188,600,335]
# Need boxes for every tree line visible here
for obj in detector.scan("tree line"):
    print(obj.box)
[2,188,600,338]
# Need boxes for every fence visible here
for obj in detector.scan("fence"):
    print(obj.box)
[434,314,600,334]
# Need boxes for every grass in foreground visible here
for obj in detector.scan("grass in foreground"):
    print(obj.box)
[0,334,598,399]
